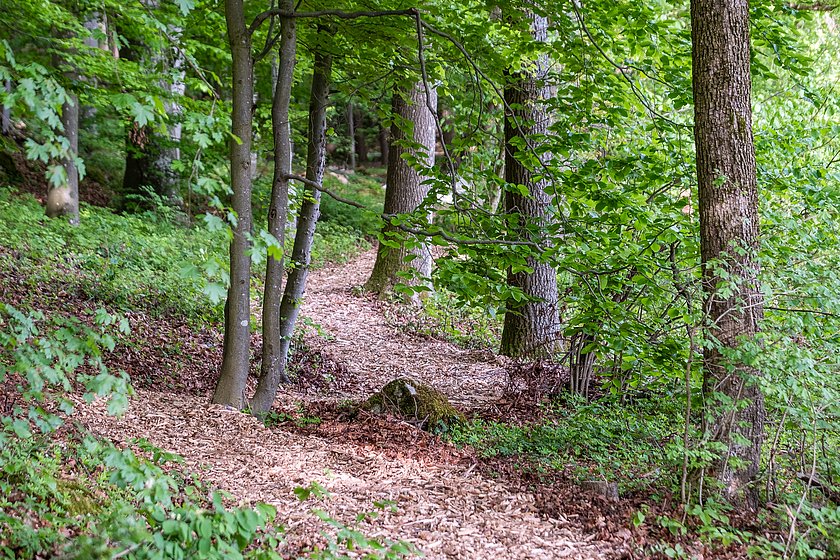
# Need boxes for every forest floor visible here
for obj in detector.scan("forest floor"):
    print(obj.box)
[68,250,641,559]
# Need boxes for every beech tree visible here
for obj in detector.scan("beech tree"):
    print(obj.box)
[252,0,297,414]
[498,13,559,358]
[365,81,437,298]
[212,0,254,409]
[691,0,765,507]
[261,44,333,410]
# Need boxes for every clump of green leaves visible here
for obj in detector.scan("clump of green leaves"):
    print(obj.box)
[0,303,133,442]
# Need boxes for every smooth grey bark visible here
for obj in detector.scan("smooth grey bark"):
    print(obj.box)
[269,47,332,392]
[46,93,80,224]
[348,102,356,169]
[153,30,186,204]
[251,0,297,415]
[212,0,254,408]
[365,82,436,298]
[499,14,560,358]
[691,0,765,509]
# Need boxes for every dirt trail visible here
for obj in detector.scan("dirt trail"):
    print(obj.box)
[79,250,617,559]
[287,249,509,406]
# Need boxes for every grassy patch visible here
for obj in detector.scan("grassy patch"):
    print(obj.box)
[446,394,682,493]
[0,188,226,325]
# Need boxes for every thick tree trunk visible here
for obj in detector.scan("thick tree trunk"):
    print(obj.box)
[499,14,559,358]
[691,0,765,509]
[46,93,80,224]
[212,0,254,409]
[270,48,332,391]
[365,82,436,297]
[251,1,297,415]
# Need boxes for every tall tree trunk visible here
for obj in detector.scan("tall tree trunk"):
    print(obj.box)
[353,107,367,165]
[46,93,80,224]
[1,79,10,135]
[347,101,356,169]
[269,46,332,397]
[120,2,183,205]
[251,1,297,415]
[691,0,765,509]
[365,82,436,297]
[378,125,389,165]
[499,14,559,358]
[153,29,186,204]
[47,30,80,225]
[212,0,254,408]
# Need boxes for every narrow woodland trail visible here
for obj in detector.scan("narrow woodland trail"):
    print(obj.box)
[79,250,620,559]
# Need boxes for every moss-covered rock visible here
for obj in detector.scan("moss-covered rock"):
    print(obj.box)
[363,377,464,432]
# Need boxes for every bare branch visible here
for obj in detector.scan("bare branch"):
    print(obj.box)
[283,173,368,209]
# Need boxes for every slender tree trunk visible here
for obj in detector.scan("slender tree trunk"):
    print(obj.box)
[378,125,389,165]
[499,14,559,358]
[212,0,254,408]
[691,0,765,509]
[1,80,10,135]
[354,107,367,165]
[270,47,332,392]
[348,101,356,169]
[365,82,436,298]
[47,30,80,224]
[46,93,80,224]
[251,1,297,415]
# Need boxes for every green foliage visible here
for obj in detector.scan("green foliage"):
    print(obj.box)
[446,394,682,491]
[0,436,283,560]
[316,172,384,237]
[385,289,502,350]
[0,189,227,324]
[293,482,420,559]
[0,303,132,442]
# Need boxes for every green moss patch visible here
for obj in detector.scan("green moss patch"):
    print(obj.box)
[363,377,464,433]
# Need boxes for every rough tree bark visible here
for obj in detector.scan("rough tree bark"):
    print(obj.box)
[212,0,254,408]
[365,82,436,297]
[691,0,765,509]
[378,125,389,165]
[251,0,297,415]
[353,106,368,165]
[499,14,559,358]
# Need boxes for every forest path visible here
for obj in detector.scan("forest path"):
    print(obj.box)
[79,250,617,559]
[286,248,509,406]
